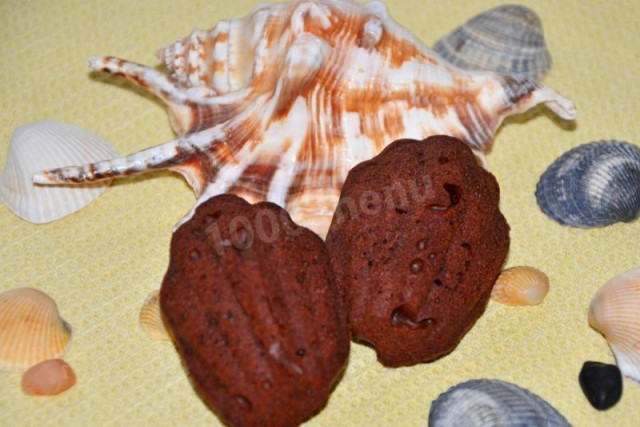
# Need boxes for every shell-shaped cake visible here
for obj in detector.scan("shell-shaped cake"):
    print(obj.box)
[33,0,575,237]
[0,122,118,223]
[428,379,570,426]
[491,266,549,306]
[325,136,509,367]
[160,194,349,426]
[589,267,640,383]
[536,140,640,228]
[0,288,72,372]
[434,4,552,80]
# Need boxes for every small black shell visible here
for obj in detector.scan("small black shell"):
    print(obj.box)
[579,361,623,410]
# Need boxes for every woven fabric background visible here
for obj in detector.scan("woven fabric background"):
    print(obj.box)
[1,0,638,425]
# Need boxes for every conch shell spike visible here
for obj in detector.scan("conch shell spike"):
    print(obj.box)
[29,0,576,237]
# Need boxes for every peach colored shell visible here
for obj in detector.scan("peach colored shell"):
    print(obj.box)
[491,266,550,306]
[33,0,575,237]
[589,267,640,383]
[0,288,72,372]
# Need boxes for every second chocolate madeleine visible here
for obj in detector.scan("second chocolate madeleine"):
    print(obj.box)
[325,136,509,367]
[161,194,350,426]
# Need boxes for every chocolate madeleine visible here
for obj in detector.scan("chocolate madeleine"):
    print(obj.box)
[326,136,509,367]
[161,194,349,426]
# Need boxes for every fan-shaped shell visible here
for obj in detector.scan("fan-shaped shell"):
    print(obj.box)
[428,379,570,426]
[588,267,640,383]
[491,266,549,306]
[139,290,170,341]
[536,140,640,228]
[0,121,118,223]
[0,288,72,372]
[433,5,552,81]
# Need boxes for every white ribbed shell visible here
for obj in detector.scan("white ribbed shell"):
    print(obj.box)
[0,122,118,223]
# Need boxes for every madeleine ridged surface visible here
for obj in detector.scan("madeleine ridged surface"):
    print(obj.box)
[0,288,72,372]
[33,0,575,237]
[160,194,349,426]
[139,291,170,341]
[326,136,509,367]
[589,267,640,383]
[491,266,549,306]
[0,121,118,223]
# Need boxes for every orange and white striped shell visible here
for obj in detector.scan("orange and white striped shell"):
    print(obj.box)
[0,288,72,372]
[32,0,575,237]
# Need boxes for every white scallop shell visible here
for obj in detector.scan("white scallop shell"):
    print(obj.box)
[589,267,640,383]
[0,287,72,372]
[0,121,118,223]
[428,379,570,426]
[434,5,552,81]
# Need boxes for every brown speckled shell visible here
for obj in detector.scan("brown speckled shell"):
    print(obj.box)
[160,194,349,426]
[326,136,509,367]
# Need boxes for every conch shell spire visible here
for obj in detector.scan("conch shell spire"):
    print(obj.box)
[31,0,576,236]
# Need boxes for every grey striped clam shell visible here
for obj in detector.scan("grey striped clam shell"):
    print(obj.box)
[536,140,640,228]
[428,379,570,427]
[434,5,552,81]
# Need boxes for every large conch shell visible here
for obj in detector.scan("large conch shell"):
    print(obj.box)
[33,0,576,236]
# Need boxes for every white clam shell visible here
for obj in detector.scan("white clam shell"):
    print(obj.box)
[0,287,72,372]
[0,121,118,223]
[589,267,640,383]
[428,379,570,426]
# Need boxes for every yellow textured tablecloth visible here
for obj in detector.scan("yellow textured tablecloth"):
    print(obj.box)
[1,0,639,425]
